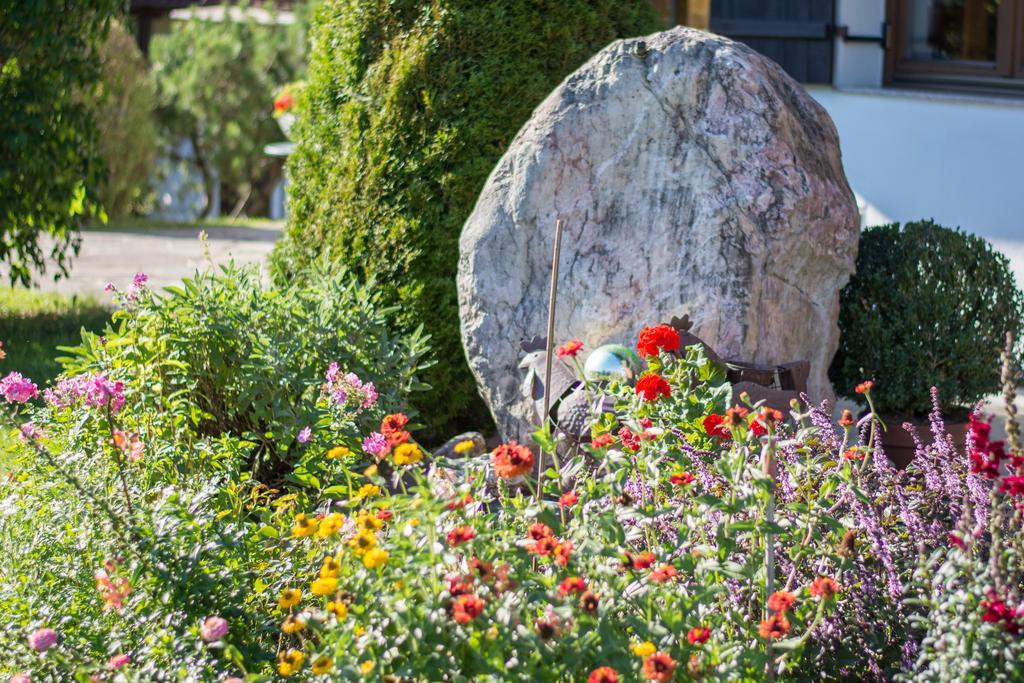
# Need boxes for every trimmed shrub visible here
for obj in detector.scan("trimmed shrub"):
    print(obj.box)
[830,220,1024,416]
[95,22,159,218]
[275,0,660,436]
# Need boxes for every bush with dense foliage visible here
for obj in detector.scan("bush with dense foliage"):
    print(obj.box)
[0,0,121,284]
[274,0,660,436]
[94,23,159,219]
[831,220,1024,417]
[150,6,314,216]
[3,308,1022,681]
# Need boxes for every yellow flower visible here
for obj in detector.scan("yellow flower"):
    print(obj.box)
[408,518,420,527]
[281,614,306,634]
[277,649,305,676]
[363,548,388,569]
[311,655,334,674]
[359,660,375,675]
[393,442,422,466]
[320,555,342,578]
[279,588,302,609]
[326,446,350,460]
[363,464,378,477]
[326,600,348,620]
[453,439,476,455]
[392,580,404,591]
[355,511,383,532]
[348,530,378,556]
[291,513,319,538]
[353,624,366,637]
[355,483,380,499]
[486,625,500,640]
[632,641,656,657]
[310,576,338,597]
[318,512,345,538]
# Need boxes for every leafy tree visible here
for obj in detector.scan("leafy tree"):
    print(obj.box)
[0,1,121,285]
[149,7,313,216]
[95,22,159,219]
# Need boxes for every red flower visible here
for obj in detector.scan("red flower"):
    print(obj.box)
[748,419,767,437]
[448,576,473,597]
[469,557,494,581]
[625,551,656,571]
[642,651,677,682]
[948,532,967,550]
[843,447,864,460]
[528,536,557,557]
[558,576,587,596]
[999,475,1024,497]
[635,374,671,402]
[687,626,711,645]
[588,667,619,683]
[557,339,584,358]
[447,493,473,510]
[618,427,640,452]
[527,523,553,541]
[981,588,1021,634]
[809,576,840,599]
[637,324,681,358]
[452,594,484,624]
[702,414,730,439]
[492,442,534,479]
[855,380,875,394]
[273,91,294,113]
[649,564,678,583]
[554,539,573,567]
[376,509,393,520]
[758,613,791,639]
[591,433,615,449]
[838,409,855,427]
[670,471,695,486]
[447,525,476,546]
[558,490,579,508]
[580,590,599,613]
[767,590,797,613]
[380,413,410,446]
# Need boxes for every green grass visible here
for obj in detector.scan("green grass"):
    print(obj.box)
[0,288,112,390]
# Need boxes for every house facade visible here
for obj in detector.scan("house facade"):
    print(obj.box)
[656,0,1023,285]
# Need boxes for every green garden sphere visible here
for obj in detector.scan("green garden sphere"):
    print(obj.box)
[584,344,644,383]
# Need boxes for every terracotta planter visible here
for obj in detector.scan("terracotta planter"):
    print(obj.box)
[876,416,969,469]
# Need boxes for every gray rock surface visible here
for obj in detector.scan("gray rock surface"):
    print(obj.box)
[458,27,859,441]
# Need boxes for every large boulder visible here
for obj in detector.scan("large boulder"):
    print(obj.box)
[458,27,859,441]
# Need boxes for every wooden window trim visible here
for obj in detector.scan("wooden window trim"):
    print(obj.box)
[885,0,1024,93]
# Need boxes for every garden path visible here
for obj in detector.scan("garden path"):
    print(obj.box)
[24,223,281,297]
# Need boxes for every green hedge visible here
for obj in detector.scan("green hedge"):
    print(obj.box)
[275,0,659,437]
[830,220,1024,416]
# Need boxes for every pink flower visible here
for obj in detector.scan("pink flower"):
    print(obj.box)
[103,282,116,292]
[28,627,58,652]
[84,373,125,413]
[132,273,148,288]
[0,372,38,403]
[8,674,30,683]
[362,432,390,458]
[107,653,130,669]
[200,616,229,642]
[322,366,377,411]
[225,679,243,683]
[297,426,312,443]
[19,422,42,441]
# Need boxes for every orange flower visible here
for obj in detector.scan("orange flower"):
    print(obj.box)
[527,523,554,541]
[580,590,599,613]
[554,539,573,567]
[557,339,584,358]
[767,590,797,613]
[591,433,615,449]
[687,626,711,644]
[452,594,484,623]
[491,442,534,479]
[649,564,678,583]
[759,613,791,639]
[757,407,784,430]
[809,576,840,599]
[838,409,855,427]
[855,380,875,394]
[724,405,749,429]
[558,490,579,508]
[642,651,677,682]
[447,525,476,546]
[380,413,410,446]
[558,576,587,595]
[625,551,656,571]
[588,667,619,683]
[670,471,695,486]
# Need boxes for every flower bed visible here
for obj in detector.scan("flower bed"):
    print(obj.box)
[1,280,1022,681]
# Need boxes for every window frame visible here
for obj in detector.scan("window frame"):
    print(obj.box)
[885,0,1024,93]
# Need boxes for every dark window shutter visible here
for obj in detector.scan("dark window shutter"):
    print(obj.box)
[709,0,835,84]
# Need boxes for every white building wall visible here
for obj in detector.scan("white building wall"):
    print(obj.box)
[813,0,1024,286]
